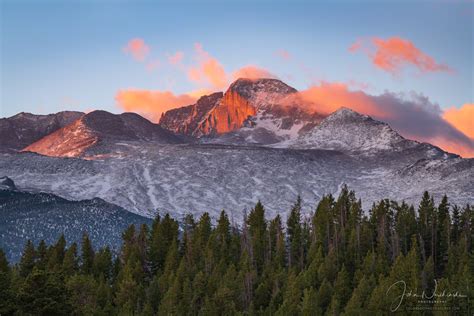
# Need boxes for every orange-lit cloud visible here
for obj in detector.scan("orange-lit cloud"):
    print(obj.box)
[442,104,474,139]
[232,65,278,80]
[168,51,184,65]
[284,82,386,118]
[187,43,228,89]
[123,38,150,62]
[116,89,198,122]
[285,83,474,157]
[276,49,291,60]
[350,37,452,75]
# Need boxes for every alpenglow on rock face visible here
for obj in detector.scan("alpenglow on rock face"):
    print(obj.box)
[159,78,301,138]
[0,111,84,152]
[23,110,184,158]
[0,77,472,229]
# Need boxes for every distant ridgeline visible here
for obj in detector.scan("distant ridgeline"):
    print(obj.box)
[0,177,151,263]
[0,187,472,315]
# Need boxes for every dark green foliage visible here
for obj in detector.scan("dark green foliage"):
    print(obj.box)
[4,191,472,315]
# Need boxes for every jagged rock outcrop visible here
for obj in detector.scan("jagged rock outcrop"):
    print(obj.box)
[160,92,223,135]
[159,78,301,137]
[195,89,257,136]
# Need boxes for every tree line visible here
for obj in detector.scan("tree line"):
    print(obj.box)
[0,187,472,315]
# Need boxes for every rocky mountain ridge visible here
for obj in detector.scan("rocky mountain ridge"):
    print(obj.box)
[22,110,184,157]
[0,111,83,152]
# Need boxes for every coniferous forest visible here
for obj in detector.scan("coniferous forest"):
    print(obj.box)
[0,188,472,315]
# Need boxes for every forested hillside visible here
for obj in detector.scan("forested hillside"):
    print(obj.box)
[0,187,472,315]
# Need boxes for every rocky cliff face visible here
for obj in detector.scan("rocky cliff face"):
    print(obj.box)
[194,89,257,136]
[160,92,223,136]
[159,78,300,137]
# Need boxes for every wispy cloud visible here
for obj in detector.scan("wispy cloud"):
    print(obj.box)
[232,65,277,80]
[187,43,228,89]
[123,38,150,62]
[350,37,452,75]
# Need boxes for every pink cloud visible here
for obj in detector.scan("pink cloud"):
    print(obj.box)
[350,37,452,75]
[115,89,198,123]
[232,65,278,80]
[123,38,150,62]
[187,43,228,89]
[284,83,474,157]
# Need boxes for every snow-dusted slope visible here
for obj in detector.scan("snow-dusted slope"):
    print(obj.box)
[0,177,151,262]
[1,141,472,222]
[284,107,420,154]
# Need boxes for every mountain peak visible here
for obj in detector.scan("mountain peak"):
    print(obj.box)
[228,78,297,100]
[327,107,368,120]
[23,110,183,158]
[289,108,416,154]
[0,111,84,152]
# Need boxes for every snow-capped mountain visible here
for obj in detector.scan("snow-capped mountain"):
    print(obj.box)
[284,107,435,154]
[23,110,184,157]
[160,78,320,143]
[0,111,83,152]
[0,177,151,262]
[0,77,472,232]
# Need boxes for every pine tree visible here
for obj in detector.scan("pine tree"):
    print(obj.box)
[149,213,179,274]
[312,195,334,253]
[344,275,375,314]
[47,234,66,271]
[436,195,450,275]
[418,191,436,264]
[275,271,302,316]
[93,246,113,280]
[18,267,72,315]
[300,287,320,316]
[269,214,286,269]
[333,265,351,309]
[247,201,267,272]
[287,196,303,271]
[0,249,16,315]
[316,278,333,313]
[19,240,36,277]
[62,242,78,276]
[36,240,48,270]
[81,232,95,275]
[66,274,99,314]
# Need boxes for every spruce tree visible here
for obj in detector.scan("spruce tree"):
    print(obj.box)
[287,196,303,271]
[19,240,36,277]
[81,232,95,275]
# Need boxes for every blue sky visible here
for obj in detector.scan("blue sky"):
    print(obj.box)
[1,0,472,117]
